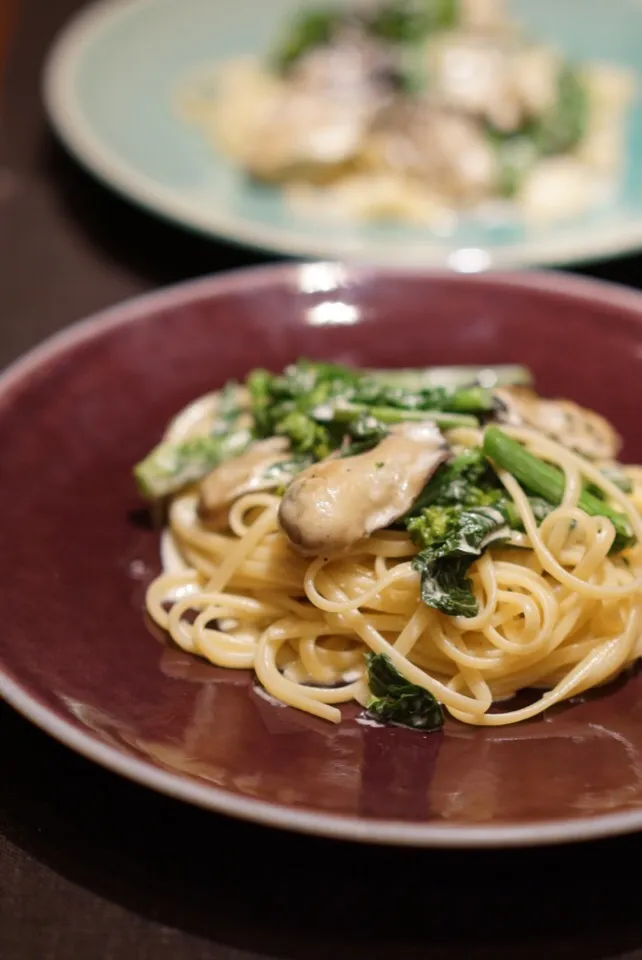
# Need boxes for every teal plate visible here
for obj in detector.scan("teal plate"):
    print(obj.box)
[43,0,642,268]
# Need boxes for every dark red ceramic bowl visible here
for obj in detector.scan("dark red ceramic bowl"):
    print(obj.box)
[3,263,642,848]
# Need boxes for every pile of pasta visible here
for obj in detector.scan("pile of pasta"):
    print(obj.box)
[146,420,642,727]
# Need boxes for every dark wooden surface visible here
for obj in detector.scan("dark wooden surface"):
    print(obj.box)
[3,2,642,958]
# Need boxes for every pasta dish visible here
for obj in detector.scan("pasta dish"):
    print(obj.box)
[136,359,642,731]
[178,0,634,227]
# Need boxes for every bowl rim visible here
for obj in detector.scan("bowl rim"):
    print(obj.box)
[4,261,642,848]
[42,0,642,269]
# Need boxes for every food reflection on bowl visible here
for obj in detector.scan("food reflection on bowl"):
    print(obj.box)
[138,356,642,738]
[103,652,642,824]
[179,0,635,229]
[6,264,642,844]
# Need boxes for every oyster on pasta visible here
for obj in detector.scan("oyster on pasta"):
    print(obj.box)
[135,359,642,731]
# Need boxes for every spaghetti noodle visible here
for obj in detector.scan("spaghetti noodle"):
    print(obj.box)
[138,362,642,729]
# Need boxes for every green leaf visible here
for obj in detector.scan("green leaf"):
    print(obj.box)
[215,380,243,428]
[261,455,315,493]
[246,368,273,438]
[489,130,540,197]
[409,504,510,617]
[488,65,589,196]
[408,504,509,556]
[339,414,388,458]
[369,0,457,42]
[365,653,444,730]
[403,446,555,531]
[247,360,492,463]
[401,447,501,521]
[273,9,342,71]
[412,553,479,618]
[535,66,588,156]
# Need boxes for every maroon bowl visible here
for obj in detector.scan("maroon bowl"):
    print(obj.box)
[2,263,642,848]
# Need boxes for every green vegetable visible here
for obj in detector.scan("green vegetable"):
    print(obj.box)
[483,427,635,552]
[420,447,493,503]
[498,495,553,531]
[273,9,341,71]
[585,466,633,499]
[333,383,494,415]
[369,0,457,42]
[489,65,589,196]
[404,446,554,526]
[402,446,556,615]
[409,504,509,616]
[248,359,494,461]
[273,0,460,74]
[412,553,480,618]
[398,40,430,95]
[215,380,243,428]
[408,504,510,556]
[490,130,541,198]
[433,447,491,495]
[365,653,444,730]
[328,402,479,430]
[400,447,500,521]
[274,410,336,459]
[261,454,315,484]
[535,66,588,156]
[134,429,252,500]
[365,364,533,390]
[254,454,316,495]
[339,415,388,458]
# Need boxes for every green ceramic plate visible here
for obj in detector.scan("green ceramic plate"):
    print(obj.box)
[43,0,642,268]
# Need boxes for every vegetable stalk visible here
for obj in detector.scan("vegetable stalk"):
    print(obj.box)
[134,429,252,499]
[330,402,478,430]
[483,427,634,550]
[365,364,533,391]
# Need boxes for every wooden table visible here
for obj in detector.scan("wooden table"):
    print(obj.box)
[2,2,642,958]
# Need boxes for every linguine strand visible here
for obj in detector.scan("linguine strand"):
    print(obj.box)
[145,423,642,726]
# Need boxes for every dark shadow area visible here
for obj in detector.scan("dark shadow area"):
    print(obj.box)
[569,252,642,290]
[40,133,274,288]
[2,701,642,960]
[42,128,642,298]
[127,507,157,532]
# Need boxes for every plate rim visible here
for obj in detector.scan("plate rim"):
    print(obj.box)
[42,0,642,270]
[5,261,642,846]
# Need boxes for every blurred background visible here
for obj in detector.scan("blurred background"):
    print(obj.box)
[5,3,642,960]
[3,0,642,376]
[0,0,271,373]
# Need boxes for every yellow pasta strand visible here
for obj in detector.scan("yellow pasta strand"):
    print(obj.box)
[146,419,642,727]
